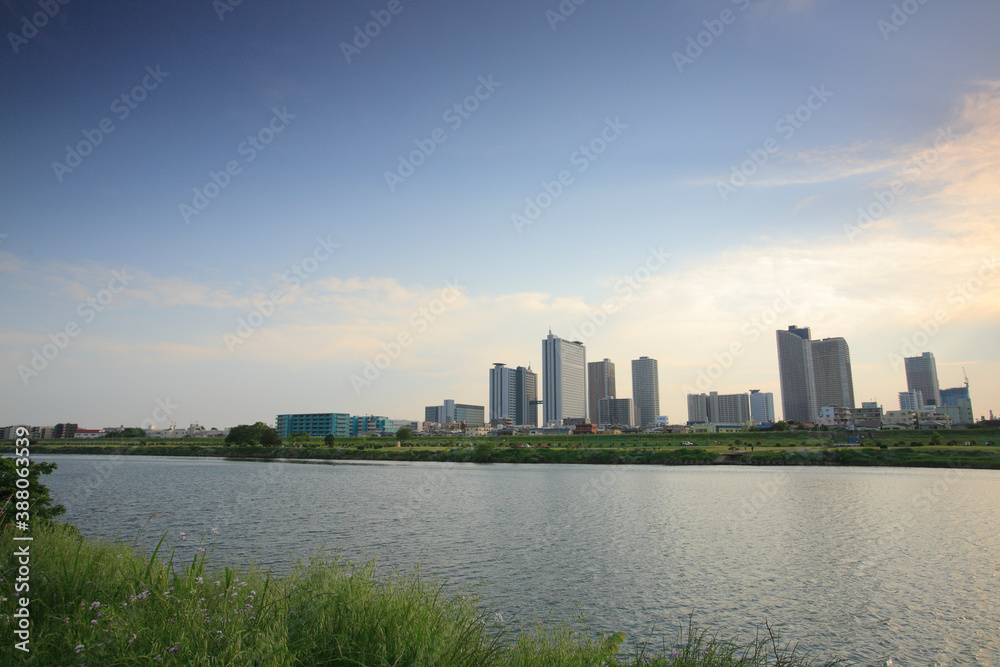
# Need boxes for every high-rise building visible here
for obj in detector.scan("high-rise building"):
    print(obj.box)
[490,363,517,422]
[598,397,633,427]
[777,326,817,422]
[899,390,925,411]
[515,365,539,428]
[686,391,750,425]
[905,352,941,407]
[490,363,538,427]
[543,331,587,426]
[749,390,775,423]
[811,337,856,410]
[425,400,486,426]
[587,359,616,422]
[631,356,660,427]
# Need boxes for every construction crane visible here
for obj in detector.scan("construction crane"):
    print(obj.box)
[963,367,969,388]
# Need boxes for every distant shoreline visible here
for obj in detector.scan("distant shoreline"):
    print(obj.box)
[15,441,1000,470]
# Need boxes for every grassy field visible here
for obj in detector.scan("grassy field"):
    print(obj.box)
[15,429,1000,469]
[0,522,842,666]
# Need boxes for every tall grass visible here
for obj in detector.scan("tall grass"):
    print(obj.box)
[0,523,842,666]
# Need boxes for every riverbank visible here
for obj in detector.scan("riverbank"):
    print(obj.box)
[17,441,1000,469]
[0,522,840,666]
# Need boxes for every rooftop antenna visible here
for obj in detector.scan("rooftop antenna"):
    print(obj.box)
[963,367,969,388]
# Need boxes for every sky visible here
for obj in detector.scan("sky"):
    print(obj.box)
[1,0,999,429]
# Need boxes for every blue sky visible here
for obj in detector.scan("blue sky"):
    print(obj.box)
[2,0,999,428]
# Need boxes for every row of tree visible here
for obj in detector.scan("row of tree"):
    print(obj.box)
[224,424,414,447]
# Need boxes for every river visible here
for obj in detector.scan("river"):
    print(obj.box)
[39,455,1000,666]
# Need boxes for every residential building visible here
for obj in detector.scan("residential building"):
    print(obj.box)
[73,428,103,439]
[350,415,393,436]
[631,356,660,427]
[515,366,539,428]
[425,400,485,426]
[776,326,818,423]
[53,423,78,439]
[899,390,925,411]
[598,397,633,427]
[818,406,853,429]
[940,386,974,425]
[811,337,856,411]
[904,352,941,407]
[854,402,884,429]
[489,363,538,426]
[1,425,29,440]
[587,359,616,423]
[882,410,916,429]
[749,390,775,424]
[687,391,750,425]
[542,331,587,426]
[276,413,351,438]
[490,363,517,423]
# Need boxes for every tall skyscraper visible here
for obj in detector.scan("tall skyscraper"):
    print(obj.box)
[490,363,516,422]
[905,352,941,407]
[777,326,817,422]
[777,326,856,422]
[631,356,660,427]
[490,363,539,426]
[542,331,586,426]
[515,366,539,427]
[811,337,856,410]
[587,359,616,422]
[749,390,775,423]
[598,397,633,427]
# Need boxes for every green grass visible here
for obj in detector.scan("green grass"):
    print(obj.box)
[1,523,843,666]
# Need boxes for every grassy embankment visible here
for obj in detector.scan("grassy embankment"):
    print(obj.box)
[16,429,1000,469]
[1,522,841,666]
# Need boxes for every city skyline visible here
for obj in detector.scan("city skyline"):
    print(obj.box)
[2,2,999,427]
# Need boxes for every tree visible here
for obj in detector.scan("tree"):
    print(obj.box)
[1,455,65,529]
[324,435,335,447]
[288,431,310,446]
[773,421,789,431]
[396,427,413,442]
[226,422,281,447]
[106,427,145,439]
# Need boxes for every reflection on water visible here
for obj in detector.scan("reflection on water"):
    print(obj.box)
[42,455,1000,666]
